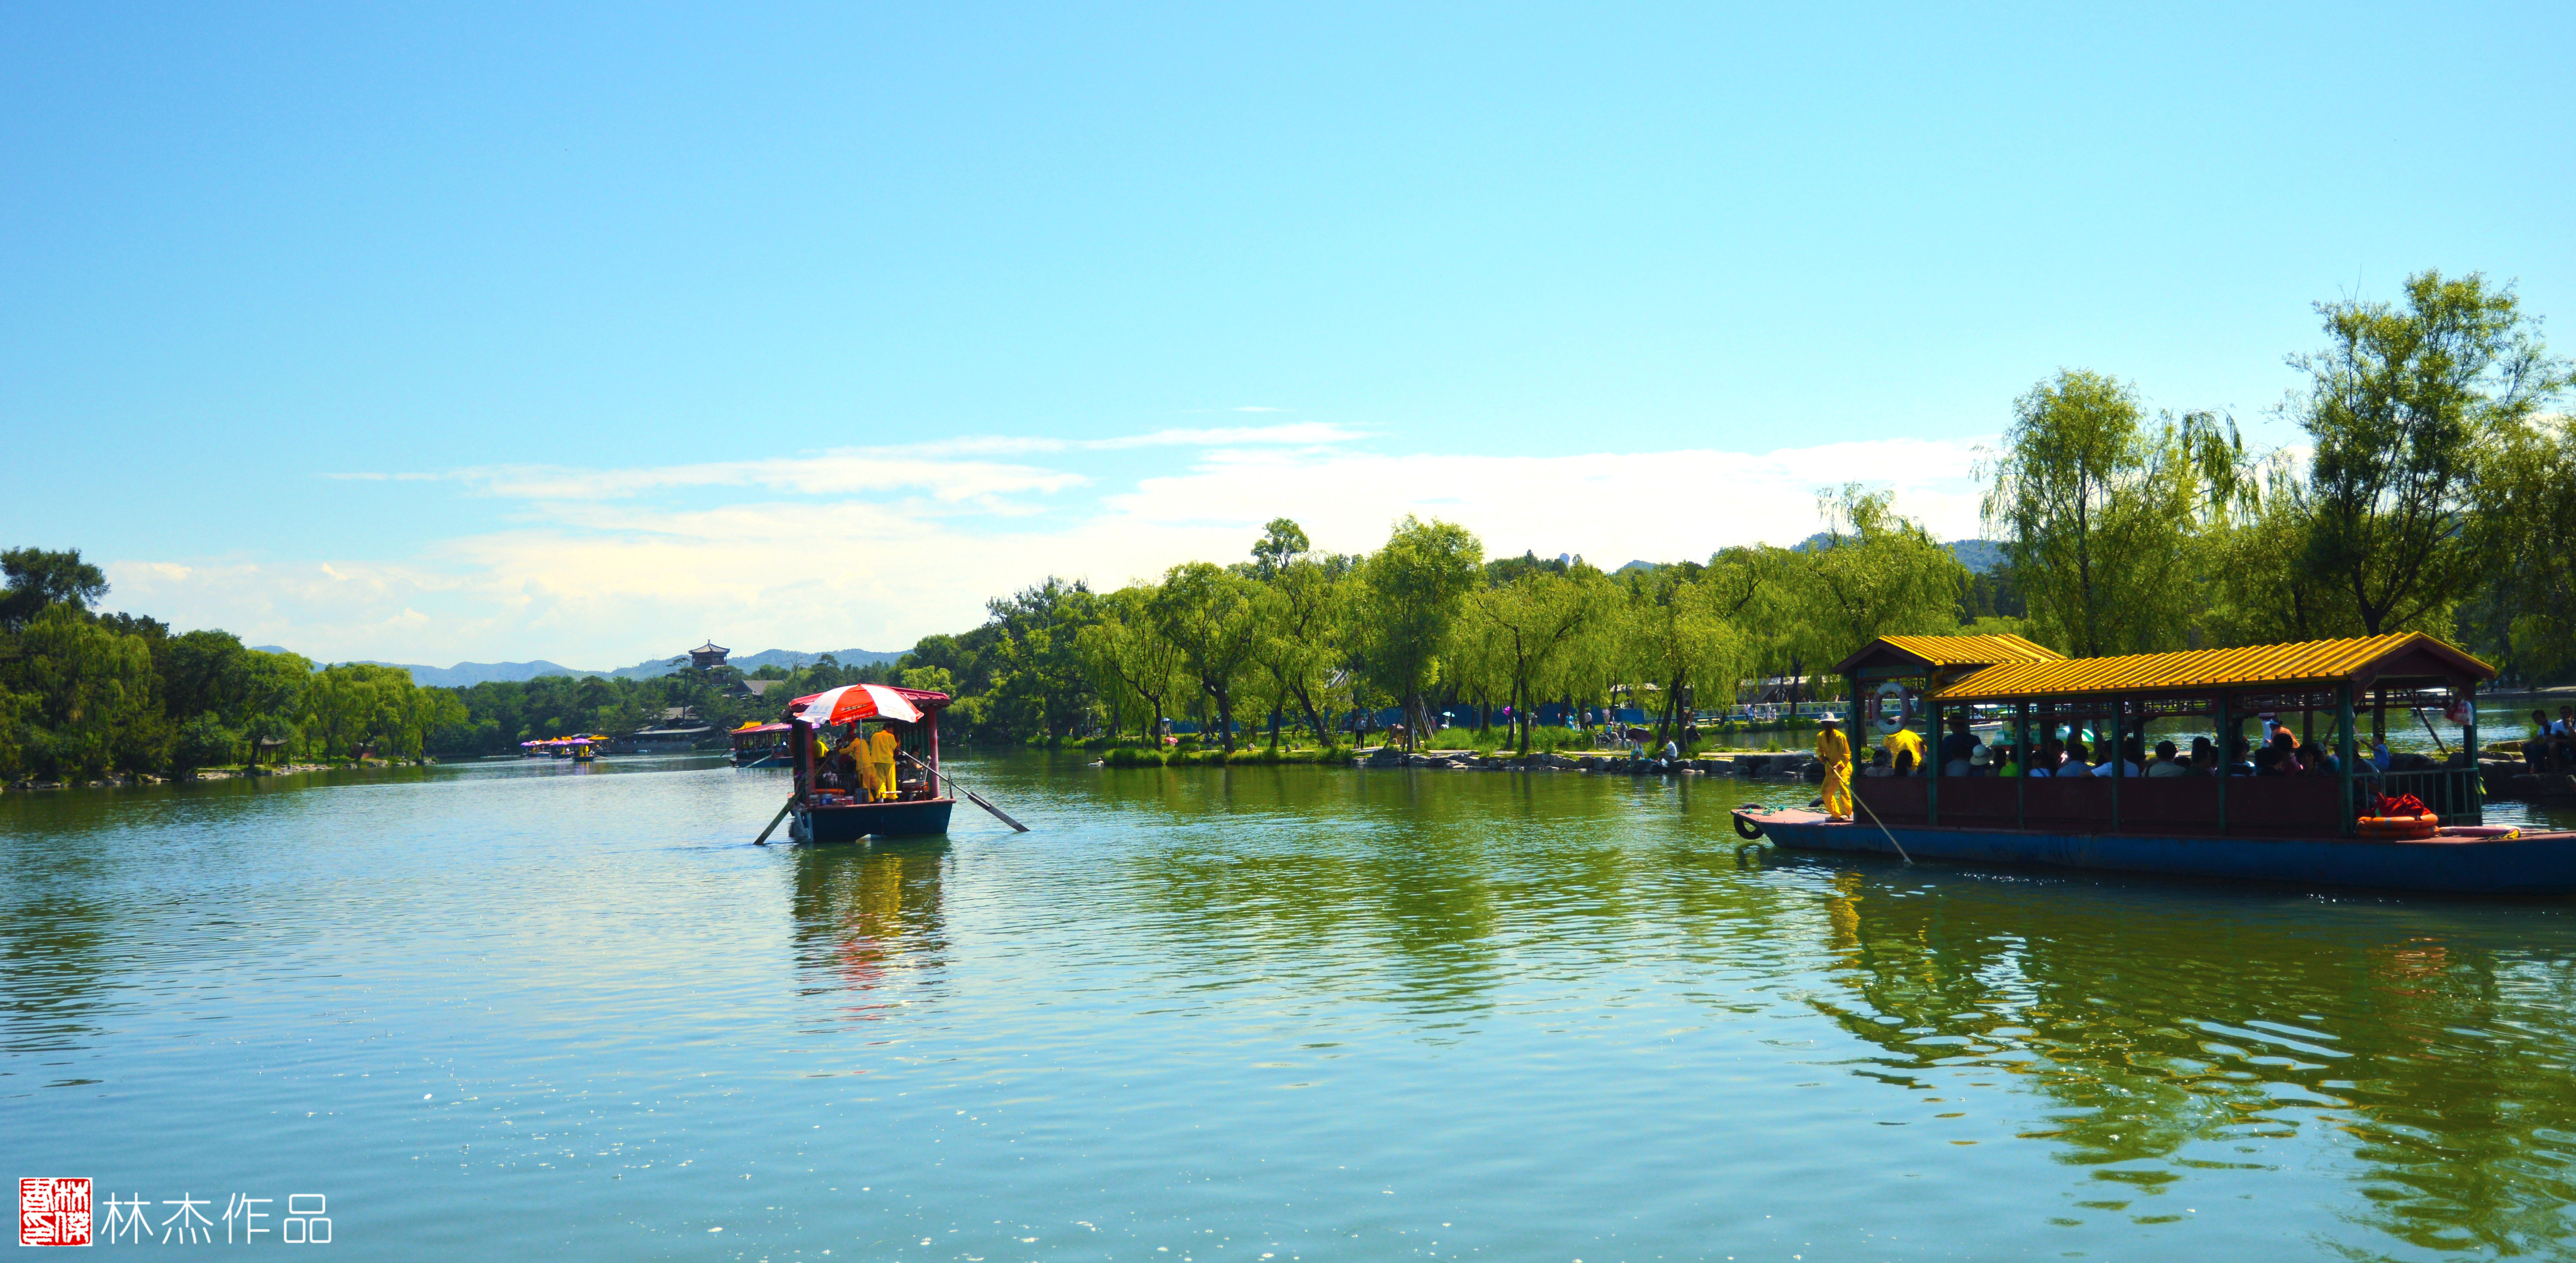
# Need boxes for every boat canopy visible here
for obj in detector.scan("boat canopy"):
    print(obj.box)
[786,684,952,727]
[1833,632,2063,678]
[1925,632,2495,706]
[732,721,791,736]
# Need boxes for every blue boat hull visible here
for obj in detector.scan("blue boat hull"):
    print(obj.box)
[792,798,954,843]
[1736,808,2576,896]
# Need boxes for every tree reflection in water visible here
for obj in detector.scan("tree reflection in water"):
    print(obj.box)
[788,841,950,1025]
[1807,865,2576,1253]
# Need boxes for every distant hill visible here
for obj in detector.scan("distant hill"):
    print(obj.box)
[1947,539,2007,573]
[358,659,605,687]
[260,646,907,687]
[604,647,903,680]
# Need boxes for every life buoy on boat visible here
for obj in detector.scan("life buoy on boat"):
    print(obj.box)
[2355,812,2439,840]
[1733,810,1765,841]
[1873,682,1911,737]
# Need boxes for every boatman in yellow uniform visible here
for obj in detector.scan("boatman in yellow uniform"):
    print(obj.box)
[866,724,903,801]
[835,727,880,798]
[1816,711,1853,822]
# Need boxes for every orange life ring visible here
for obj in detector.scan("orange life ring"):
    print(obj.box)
[2356,812,2439,840]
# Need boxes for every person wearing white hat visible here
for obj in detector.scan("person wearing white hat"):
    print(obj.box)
[1816,711,1853,821]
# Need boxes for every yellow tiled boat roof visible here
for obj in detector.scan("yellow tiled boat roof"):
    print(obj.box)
[1866,633,2064,668]
[1929,632,2494,703]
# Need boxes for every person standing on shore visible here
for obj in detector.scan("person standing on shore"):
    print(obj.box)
[1817,712,1854,822]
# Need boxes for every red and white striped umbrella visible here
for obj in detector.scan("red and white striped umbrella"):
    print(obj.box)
[788,683,924,727]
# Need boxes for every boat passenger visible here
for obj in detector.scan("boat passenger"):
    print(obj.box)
[2527,709,2555,771]
[2029,738,2060,777]
[1861,747,1895,777]
[2254,746,2286,776]
[2148,740,2189,777]
[1815,712,1854,821]
[1964,745,1991,777]
[1939,714,1980,776]
[2059,739,2094,777]
[1992,742,2020,777]
[1884,723,1927,776]
[2189,736,2217,774]
[2371,737,2393,773]
[2269,730,2304,776]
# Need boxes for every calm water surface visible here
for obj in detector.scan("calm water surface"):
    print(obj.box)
[6,753,2576,1260]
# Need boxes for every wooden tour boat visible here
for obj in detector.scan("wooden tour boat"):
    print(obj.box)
[729,721,794,768]
[782,684,955,843]
[1730,632,2576,896]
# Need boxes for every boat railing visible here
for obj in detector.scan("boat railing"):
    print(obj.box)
[2350,766,2483,826]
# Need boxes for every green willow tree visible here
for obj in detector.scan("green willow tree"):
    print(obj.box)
[1360,516,1483,750]
[2293,270,2572,635]
[1794,486,1969,661]
[1460,563,1612,753]
[1980,372,2245,656]
[1148,563,1263,753]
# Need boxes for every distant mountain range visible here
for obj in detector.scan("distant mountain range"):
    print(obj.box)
[1622,539,2009,574]
[251,646,905,688]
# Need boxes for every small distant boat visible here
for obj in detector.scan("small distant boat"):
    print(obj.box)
[778,684,955,843]
[730,721,794,768]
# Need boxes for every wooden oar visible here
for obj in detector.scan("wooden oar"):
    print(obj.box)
[753,796,795,845]
[2415,708,2450,756]
[900,751,1030,832]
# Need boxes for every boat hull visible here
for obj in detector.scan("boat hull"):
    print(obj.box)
[793,797,954,843]
[1735,807,2576,896]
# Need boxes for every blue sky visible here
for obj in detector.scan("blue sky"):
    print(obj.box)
[4,2,2569,665]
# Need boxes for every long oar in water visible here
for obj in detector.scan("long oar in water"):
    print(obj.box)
[1850,787,1914,864]
[900,751,1030,833]
[753,796,795,845]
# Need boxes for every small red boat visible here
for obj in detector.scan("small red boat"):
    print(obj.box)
[780,684,955,843]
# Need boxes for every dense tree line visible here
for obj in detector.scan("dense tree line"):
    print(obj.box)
[0,548,467,782]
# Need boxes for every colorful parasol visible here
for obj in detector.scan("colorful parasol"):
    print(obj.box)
[789,683,924,727]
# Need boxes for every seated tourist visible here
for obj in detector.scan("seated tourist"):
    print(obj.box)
[2254,746,2285,776]
[2526,709,2555,771]
[1992,743,2020,777]
[1861,747,1896,777]
[1940,715,1981,777]
[2148,739,2189,777]
[2227,737,2257,775]
[2059,738,2096,777]
[2104,738,2145,777]
[2030,738,2060,777]
[1893,746,1918,776]
[2270,731,2304,776]
[1961,745,1989,777]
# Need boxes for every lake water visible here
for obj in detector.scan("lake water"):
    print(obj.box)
[7,752,2576,1260]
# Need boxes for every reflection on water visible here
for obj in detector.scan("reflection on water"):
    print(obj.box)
[8,751,2576,1260]
[1807,867,2576,1252]
[790,841,950,1022]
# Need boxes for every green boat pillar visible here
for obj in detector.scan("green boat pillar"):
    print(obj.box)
[2109,699,2123,834]
[2015,701,2028,830]
[1926,695,1940,825]
[2337,685,2358,834]
[2463,680,2482,824]
[2213,694,2229,835]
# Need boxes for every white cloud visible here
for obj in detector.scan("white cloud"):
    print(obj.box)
[118,429,1992,667]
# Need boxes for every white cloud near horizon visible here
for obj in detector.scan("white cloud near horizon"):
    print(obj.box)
[111,429,1993,668]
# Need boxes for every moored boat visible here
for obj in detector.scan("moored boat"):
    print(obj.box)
[1731,632,2576,896]
[729,721,793,767]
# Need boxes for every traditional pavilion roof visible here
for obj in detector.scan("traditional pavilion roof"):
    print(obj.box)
[1928,632,2495,704]
[1834,632,2065,677]
[693,640,728,655]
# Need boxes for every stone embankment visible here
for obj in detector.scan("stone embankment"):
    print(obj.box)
[1352,746,1827,780]
[4,760,426,792]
